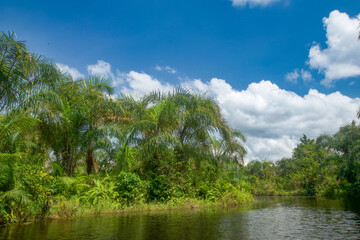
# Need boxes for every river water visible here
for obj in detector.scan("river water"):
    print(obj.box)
[1,197,360,240]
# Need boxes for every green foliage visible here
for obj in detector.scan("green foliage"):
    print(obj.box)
[0,31,60,113]
[148,175,176,202]
[81,175,119,206]
[0,188,31,223]
[0,199,11,224]
[3,31,360,226]
[0,162,14,192]
[220,189,253,208]
[115,172,146,205]
[15,163,57,201]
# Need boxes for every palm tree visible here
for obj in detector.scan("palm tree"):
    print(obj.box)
[167,88,247,171]
[31,76,83,176]
[122,92,179,176]
[0,111,38,192]
[209,129,247,167]
[0,112,38,156]
[77,76,120,175]
[0,31,59,112]
[123,87,246,175]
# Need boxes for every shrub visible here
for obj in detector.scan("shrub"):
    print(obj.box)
[82,175,119,206]
[220,189,253,208]
[148,175,174,202]
[15,163,56,201]
[0,198,11,224]
[0,162,14,192]
[116,172,146,205]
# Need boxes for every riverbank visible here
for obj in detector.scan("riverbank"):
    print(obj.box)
[1,193,253,225]
[2,197,360,240]
[0,171,253,225]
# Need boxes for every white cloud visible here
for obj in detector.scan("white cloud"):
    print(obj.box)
[87,60,112,76]
[184,78,360,161]
[285,69,300,83]
[87,60,123,86]
[307,10,360,86]
[58,61,360,162]
[231,0,281,7]
[301,69,313,82]
[285,69,313,84]
[155,65,177,74]
[246,136,297,161]
[121,71,173,96]
[56,63,84,80]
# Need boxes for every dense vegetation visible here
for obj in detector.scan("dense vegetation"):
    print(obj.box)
[245,129,360,198]
[0,31,251,224]
[0,31,359,225]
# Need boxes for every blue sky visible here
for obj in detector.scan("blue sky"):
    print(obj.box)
[1,0,360,161]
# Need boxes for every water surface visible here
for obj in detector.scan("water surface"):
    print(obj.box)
[1,197,360,240]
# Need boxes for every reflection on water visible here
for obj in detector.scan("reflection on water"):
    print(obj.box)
[1,197,360,240]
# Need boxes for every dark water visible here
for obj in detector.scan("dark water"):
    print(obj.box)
[1,197,360,240]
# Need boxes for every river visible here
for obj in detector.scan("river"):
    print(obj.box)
[1,197,360,240]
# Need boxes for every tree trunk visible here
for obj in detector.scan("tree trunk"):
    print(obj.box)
[62,143,75,177]
[86,139,98,175]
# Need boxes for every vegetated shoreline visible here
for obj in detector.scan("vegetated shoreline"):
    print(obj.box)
[1,192,254,226]
[1,31,360,226]
[1,194,338,226]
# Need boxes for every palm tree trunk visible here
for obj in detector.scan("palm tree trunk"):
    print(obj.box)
[86,138,98,175]
[63,142,75,177]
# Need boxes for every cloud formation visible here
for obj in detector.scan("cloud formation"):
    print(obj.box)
[121,71,173,96]
[301,69,313,82]
[56,63,84,80]
[285,69,300,83]
[87,60,123,86]
[231,0,280,7]
[184,78,360,161]
[285,69,313,83]
[307,10,360,86]
[56,61,360,162]
[155,65,177,74]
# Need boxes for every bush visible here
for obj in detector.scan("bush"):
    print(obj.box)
[82,175,119,206]
[116,172,146,205]
[220,189,253,208]
[148,175,175,202]
[15,163,56,201]
[0,162,14,192]
[197,182,220,201]
[0,198,11,224]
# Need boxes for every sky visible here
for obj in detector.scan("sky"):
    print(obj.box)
[1,0,360,162]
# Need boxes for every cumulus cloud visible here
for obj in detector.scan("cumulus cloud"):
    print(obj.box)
[285,69,313,83]
[87,60,123,86]
[121,71,173,96]
[56,63,84,80]
[307,10,360,86]
[87,60,112,76]
[184,78,360,161]
[155,65,177,74]
[301,69,313,82]
[285,69,300,83]
[57,61,360,162]
[231,0,281,7]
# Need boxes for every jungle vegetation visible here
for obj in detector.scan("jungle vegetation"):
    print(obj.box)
[0,31,359,224]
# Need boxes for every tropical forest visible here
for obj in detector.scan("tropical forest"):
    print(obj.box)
[0,30,360,228]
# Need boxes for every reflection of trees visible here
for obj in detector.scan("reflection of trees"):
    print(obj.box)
[140,210,223,240]
[1,199,360,240]
[0,209,226,240]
